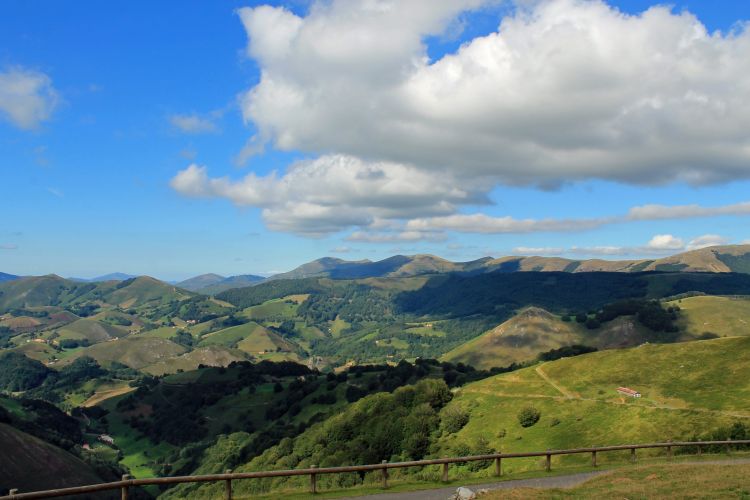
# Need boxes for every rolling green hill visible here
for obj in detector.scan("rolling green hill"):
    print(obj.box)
[141,345,248,376]
[54,318,129,344]
[58,336,187,370]
[667,295,750,338]
[442,308,586,369]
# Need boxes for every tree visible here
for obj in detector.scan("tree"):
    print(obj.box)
[517,406,541,428]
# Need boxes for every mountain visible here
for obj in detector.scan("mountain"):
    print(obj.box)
[199,274,266,295]
[177,273,267,295]
[90,272,136,282]
[270,254,495,280]
[0,272,19,283]
[266,245,750,282]
[176,273,226,291]
[0,274,197,314]
[69,272,136,282]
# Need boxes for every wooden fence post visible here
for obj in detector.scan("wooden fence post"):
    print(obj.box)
[121,474,131,500]
[631,447,636,463]
[591,450,597,467]
[726,438,732,455]
[225,469,232,500]
[310,465,317,494]
[442,460,449,483]
[697,444,702,456]
[381,460,389,489]
[667,442,673,460]
[546,450,551,472]
[494,456,502,477]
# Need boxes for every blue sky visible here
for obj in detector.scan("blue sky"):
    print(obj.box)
[1,0,749,280]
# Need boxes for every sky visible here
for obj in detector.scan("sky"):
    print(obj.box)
[1,0,750,280]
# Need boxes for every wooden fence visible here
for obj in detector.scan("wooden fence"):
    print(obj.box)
[4,439,749,499]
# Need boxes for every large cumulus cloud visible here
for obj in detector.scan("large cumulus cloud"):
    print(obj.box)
[173,0,750,237]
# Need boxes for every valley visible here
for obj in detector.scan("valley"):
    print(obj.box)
[2,245,750,497]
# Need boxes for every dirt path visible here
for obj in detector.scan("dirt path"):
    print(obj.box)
[342,459,750,500]
[534,365,575,399]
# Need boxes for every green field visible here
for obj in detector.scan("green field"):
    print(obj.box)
[240,298,300,320]
[329,316,349,338]
[199,322,265,348]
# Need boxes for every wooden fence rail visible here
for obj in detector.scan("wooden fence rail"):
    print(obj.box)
[4,439,749,499]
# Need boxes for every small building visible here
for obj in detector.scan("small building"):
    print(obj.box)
[617,387,641,398]
[98,434,115,445]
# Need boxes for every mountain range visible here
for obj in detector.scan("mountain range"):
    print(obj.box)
[3,245,750,296]
[270,244,750,280]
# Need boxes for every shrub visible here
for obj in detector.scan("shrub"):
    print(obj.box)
[440,405,470,434]
[517,406,541,428]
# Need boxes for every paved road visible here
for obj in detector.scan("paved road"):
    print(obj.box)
[341,459,750,500]
[339,471,606,500]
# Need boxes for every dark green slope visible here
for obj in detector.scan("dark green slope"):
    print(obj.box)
[0,423,110,496]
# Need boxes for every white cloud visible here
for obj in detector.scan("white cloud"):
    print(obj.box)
[645,234,684,251]
[405,213,610,234]
[569,246,631,256]
[170,155,484,235]
[46,187,63,198]
[0,244,18,250]
[687,234,728,250]
[513,246,565,255]
[330,246,358,254]
[628,202,750,220]
[238,0,750,186]
[169,113,219,134]
[172,1,750,238]
[0,67,59,129]
[346,230,447,243]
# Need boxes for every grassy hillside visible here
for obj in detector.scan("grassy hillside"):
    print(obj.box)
[58,336,187,370]
[667,295,750,338]
[142,345,248,375]
[442,308,584,369]
[54,318,129,343]
[443,336,750,472]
